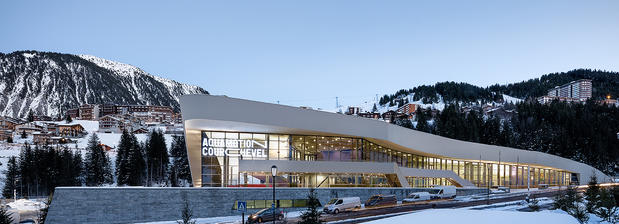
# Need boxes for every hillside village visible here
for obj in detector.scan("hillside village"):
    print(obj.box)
[337,78,617,129]
[0,104,183,146]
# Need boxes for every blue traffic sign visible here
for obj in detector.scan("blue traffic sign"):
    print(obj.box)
[237,201,247,212]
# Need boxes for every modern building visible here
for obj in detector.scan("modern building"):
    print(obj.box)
[98,114,143,133]
[15,122,44,136]
[396,103,418,116]
[67,108,79,119]
[542,79,593,104]
[345,106,361,115]
[79,104,100,120]
[0,116,22,131]
[57,123,86,137]
[381,110,406,123]
[357,112,381,119]
[72,104,176,123]
[181,95,610,189]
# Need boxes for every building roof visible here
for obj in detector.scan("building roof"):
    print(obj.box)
[180,94,611,184]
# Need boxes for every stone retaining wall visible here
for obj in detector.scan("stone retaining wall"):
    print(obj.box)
[46,187,488,224]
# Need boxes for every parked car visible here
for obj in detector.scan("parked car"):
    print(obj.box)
[497,186,510,193]
[365,194,397,207]
[247,208,284,223]
[323,197,361,214]
[402,192,432,203]
[19,219,37,224]
[428,186,457,199]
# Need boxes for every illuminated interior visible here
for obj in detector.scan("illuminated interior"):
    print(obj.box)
[200,130,572,188]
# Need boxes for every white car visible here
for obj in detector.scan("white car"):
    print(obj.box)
[402,192,432,203]
[323,197,361,214]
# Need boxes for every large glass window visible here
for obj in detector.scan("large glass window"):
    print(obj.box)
[200,130,570,188]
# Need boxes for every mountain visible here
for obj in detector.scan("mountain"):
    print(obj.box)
[0,51,208,118]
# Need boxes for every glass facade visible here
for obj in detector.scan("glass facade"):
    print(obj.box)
[200,130,571,188]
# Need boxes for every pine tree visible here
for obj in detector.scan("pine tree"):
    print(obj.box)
[65,114,72,124]
[553,187,583,212]
[27,110,34,122]
[498,120,514,147]
[481,117,501,145]
[372,103,378,113]
[126,138,146,186]
[84,133,112,186]
[596,188,617,223]
[177,195,196,224]
[464,110,483,143]
[0,206,14,224]
[170,136,191,186]
[38,194,52,224]
[115,130,132,185]
[570,204,589,224]
[2,156,19,198]
[415,109,431,133]
[528,197,540,211]
[2,156,19,199]
[394,118,413,129]
[146,130,168,185]
[72,151,84,186]
[299,188,322,224]
[18,144,35,196]
[585,175,600,213]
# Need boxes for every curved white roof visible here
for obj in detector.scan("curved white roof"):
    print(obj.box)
[180,94,610,185]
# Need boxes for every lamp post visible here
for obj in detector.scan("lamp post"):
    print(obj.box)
[271,165,277,224]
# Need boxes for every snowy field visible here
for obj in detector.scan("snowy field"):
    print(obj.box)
[364,209,578,224]
[366,196,613,224]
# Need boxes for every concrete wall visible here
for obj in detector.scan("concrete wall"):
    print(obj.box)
[46,187,487,224]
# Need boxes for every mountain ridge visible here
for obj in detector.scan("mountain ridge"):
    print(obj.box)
[0,50,208,118]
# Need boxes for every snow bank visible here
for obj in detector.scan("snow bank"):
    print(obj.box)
[364,209,579,224]
[6,199,44,211]
[502,94,523,104]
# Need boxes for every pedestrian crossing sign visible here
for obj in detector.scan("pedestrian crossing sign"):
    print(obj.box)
[237,201,247,212]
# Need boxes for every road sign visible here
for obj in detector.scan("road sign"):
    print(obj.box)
[237,201,247,212]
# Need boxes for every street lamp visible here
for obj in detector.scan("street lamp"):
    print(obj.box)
[271,165,277,224]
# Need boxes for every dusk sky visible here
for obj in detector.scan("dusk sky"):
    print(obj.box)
[2,0,618,110]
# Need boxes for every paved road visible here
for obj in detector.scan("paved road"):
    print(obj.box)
[284,189,564,224]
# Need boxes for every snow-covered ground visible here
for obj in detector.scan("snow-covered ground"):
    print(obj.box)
[502,94,523,104]
[6,199,44,211]
[330,93,522,116]
[367,195,614,224]
[345,94,448,114]
[364,209,579,224]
